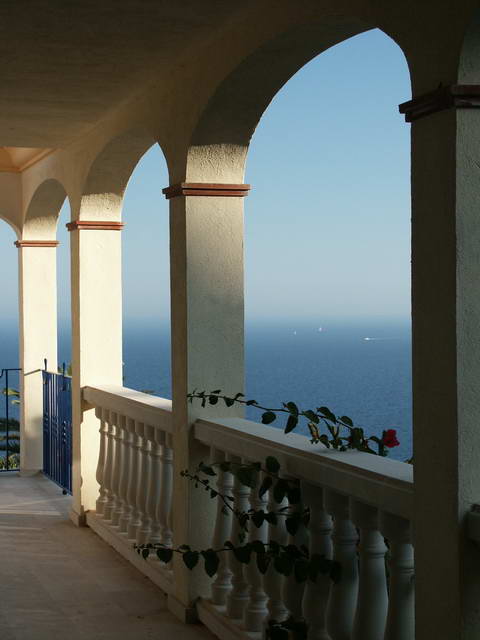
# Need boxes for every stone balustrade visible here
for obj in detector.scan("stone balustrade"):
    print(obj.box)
[82,385,174,593]
[194,417,415,640]
[82,388,415,640]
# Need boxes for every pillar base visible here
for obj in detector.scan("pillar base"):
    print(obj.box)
[69,507,87,527]
[168,593,199,624]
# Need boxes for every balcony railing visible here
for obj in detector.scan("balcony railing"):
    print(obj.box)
[83,385,415,640]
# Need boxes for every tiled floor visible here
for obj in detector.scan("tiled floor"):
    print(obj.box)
[0,473,214,640]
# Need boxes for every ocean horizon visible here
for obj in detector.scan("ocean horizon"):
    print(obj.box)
[0,317,412,461]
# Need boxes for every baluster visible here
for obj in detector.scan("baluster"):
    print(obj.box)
[264,476,289,624]
[244,470,269,631]
[325,490,359,640]
[226,456,251,620]
[380,512,414,640]
[111,415,126,526]
[301,483,333,640]
[146,428,163,544]
[95,407,109,516]
[102,410,116,520]
[127,420,144,540]
[136,423,152,544]
[119,417,135,533]
[158,432,173,547]
[351,501,388,640]
[210,449,233,605]
[282,480,308,623]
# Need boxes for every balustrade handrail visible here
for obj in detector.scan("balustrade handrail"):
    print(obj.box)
[83,385,173,432]
[195,416,414,520]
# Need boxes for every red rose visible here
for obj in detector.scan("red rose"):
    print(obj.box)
[382,429,400,448]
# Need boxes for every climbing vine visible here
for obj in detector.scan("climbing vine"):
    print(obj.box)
[137,390,400,639]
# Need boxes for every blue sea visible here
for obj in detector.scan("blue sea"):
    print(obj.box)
[0,318,412,461]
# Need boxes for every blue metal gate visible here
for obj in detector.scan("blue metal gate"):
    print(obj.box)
[43,362,72,494]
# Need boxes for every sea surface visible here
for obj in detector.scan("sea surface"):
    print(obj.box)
[0,318,412,461]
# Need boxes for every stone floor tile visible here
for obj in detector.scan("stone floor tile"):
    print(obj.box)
[0,474,215,640]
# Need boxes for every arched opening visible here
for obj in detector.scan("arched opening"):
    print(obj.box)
[77,128,171,398]
[243,29,411,459]
[0,218,20,469]
[121,144,171,397]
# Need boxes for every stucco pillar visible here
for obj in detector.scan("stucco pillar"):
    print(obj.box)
[17,240,58,475]
[166,183,247,620]
[403,90,480,639]
[68,220,123,525]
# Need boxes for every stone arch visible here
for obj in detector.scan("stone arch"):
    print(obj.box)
[186,17,411,182]
[78,127,161,222]
[23,178,68,240]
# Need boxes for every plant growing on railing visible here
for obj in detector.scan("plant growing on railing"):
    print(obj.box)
[138,390,400,640]
[188,389,400,456]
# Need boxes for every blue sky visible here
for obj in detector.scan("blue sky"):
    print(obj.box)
[0,28,411,329]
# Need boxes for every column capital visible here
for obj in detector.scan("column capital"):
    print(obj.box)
[66,221,124,231]
[162,182,250,199]
[399,84,480,122]
[14,240,59,248]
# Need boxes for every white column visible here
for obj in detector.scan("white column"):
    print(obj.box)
[168,184,246,621]
[325,490,359,640]
[17,241,58,475]
[301,483,333,640]
[380,511,414,640]
[409,97,480,638]
[351,501,387,640]
[69,221,123,525]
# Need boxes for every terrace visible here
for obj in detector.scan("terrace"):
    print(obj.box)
[0,2,480,639]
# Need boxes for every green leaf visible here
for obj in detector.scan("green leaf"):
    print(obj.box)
[273,479,289,504]
[286,486,301,505]
[251,540,266,554]
[182,551,199,570]
[256,552,271,574]
[199,462,216,476]
[209,396,219,405]
[233,544,252,564]
[224,397,235,407]
[236,466,257,488]
[141,548,150,559]
[285,401,299,415]
[157,548,173,563]
[318,406,336,423]
[202,549,220,577]
[259,475,273,498]
[284,415,298,434]
[251,510,265,528]
[294,557,310,583]
[340,415,353,426]
[304,410,319,424]
[262,411,276,425]
[246,399,258,406]
[273,552,294,576]
[210,389,221,394]
[285,515,300,536]
[265,456,280,474]
[319,434,331,448]
[234,393,245,400]
[265,511,278,525]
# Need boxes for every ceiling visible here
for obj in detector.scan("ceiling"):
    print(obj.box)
[0,1,250,149]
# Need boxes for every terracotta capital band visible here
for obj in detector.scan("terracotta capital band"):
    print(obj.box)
[14,240,59,248]
[399,84,480,122]
[66,221,124,231]
[162,182,251,199]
